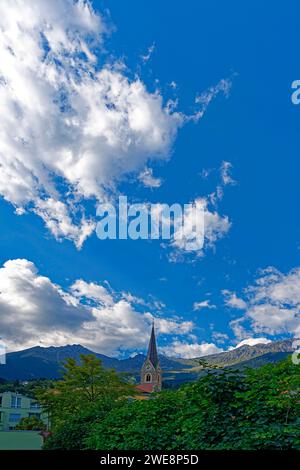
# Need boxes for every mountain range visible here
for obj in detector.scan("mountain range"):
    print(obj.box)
[181,339,294,367]
[0,339,294,384]
[0,344,187,381]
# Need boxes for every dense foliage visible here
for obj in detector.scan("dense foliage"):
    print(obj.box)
[36,354,134,450]
[85,359,300,450]
[36,355,300,450]
[16,415,46,431]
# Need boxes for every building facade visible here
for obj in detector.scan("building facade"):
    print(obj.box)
[137,323,162,394]
[0,392,48,431]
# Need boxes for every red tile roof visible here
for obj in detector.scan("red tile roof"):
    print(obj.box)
[136,383,154,393]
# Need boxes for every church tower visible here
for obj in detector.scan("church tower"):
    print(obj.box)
[140,323,162,392]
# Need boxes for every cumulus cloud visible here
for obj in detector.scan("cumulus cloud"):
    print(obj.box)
[0,0,231,248]
[222,290,247,309]
[0,259,92,345]
[0,0,182,247]
[149,316,194,335]
[168,197,231,261]
[127,197,230,262]
[193,299,216,311]
[71,279,114,306]
[211,331,229,344]
[0,258,194,354]
[203,203,231,247]
[225,266,300,339]
[229,317,248,340]
[160,340,223,359]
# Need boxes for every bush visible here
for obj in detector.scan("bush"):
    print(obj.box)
[43,408,105,450]
[86,391,183,450]
[85,359,300,450]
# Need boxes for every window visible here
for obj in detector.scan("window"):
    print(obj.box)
[29,413,41,419]
[9,413,21,423]
[145,373,151,382]
[30,401,40,409]
[11,396,21,408]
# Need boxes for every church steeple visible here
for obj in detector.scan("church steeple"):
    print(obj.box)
[146,322,159,368]
[140,322,162,392]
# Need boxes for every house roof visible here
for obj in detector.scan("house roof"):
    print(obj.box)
[136,383,154,393]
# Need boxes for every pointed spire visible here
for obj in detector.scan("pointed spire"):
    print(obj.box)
[146,321,159,367]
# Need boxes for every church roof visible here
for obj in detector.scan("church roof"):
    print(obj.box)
[136,383,154,393]
[146,323,159,368]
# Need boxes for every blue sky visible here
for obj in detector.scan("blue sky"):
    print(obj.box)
[0,0,299,357]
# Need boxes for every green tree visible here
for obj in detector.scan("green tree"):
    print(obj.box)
[16,415,46,431]
[43,407,116,450]
[37,354,134,449]
[230,359,300,449]
[0,378,51,397]
[86,391,184,450]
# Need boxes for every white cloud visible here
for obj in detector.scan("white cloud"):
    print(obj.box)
[223,290,247,309]
[145,315,194,335]
[33,198,95,249]
[169,198,231,260]
[229,317,248,340]
[199,168,212,180]
[0,0,181,247]
[138,167,162,188]
[206,161,237,207]
[246,304,299,337]
[0,0,231,248]
[0,258,194,355]
[140,42,155,63]
[160,340,223,358]
[227,266,300,339]
[234,337,272,348]
[203,203,231,247]
[193,299,216,311]
[194,79,231,120]
[220,161,236,186]
[211,331,229,344]
[0,259,92,345]
[71,279,114,306]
